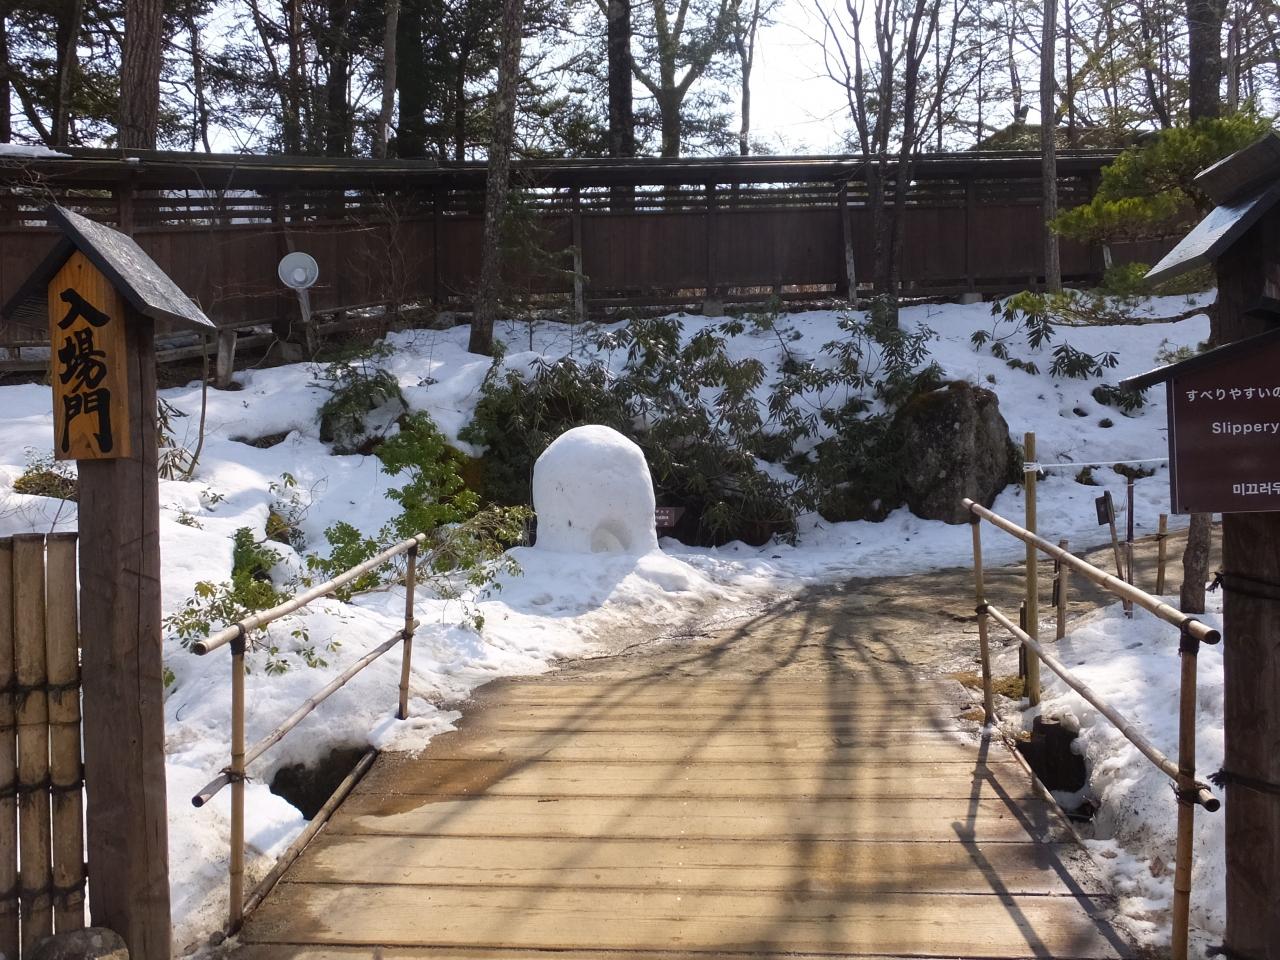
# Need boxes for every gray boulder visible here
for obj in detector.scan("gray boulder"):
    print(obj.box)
[892,380,1020,524]
[30,928,128,960]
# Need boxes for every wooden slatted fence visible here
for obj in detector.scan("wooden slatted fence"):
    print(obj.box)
[0,534,86,959]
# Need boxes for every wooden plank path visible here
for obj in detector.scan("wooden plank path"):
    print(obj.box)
[232,664,1132,959]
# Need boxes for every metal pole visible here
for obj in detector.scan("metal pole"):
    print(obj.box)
[1023,432,1041,706]
[229,631,246,930]
[970,519,996,725]
[399,545,418,720]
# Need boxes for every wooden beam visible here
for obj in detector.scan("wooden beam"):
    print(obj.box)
[78,310,171,959]
[1217,206,1280,960]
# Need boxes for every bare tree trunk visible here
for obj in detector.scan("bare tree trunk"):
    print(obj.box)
[607,0,634,157]
[375,0,400,158]
[187,10,212,152]
[324,0,352,156]
[120,0,163,148]
[54,0,84,146]
[0,16,11,144]
[1180,511,1212,613]
[1187,0,1227,120]
[468,0,524,356]
[1041,0,1061,292]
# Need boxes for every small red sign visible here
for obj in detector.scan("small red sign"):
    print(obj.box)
[1167,340,1280,513]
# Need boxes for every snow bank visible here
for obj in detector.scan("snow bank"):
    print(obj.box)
[1023,594,1225,950]
[533,424,658,555]
[0,294,1217,951]
[0,142,70,159]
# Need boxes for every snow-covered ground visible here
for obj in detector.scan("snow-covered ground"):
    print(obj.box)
[0,294,1217,952]
[1019,594,1226,953]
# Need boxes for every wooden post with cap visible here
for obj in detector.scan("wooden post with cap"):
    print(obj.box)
[1119,132,1280,957]
[1,205,217,958]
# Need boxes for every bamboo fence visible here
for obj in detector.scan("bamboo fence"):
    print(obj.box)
[1,534,86,959]
[963,498,1218,960]
[191,532,424,932]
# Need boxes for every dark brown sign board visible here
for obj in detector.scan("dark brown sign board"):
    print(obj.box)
[655,506,686,529]
[1125,328,1280,514]
[1095,492,1114,525]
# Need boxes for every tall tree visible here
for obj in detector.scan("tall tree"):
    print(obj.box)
[119,0,164,148]
[469,0,525,355]
[1041,0,1061,292]
[731,0,779,155]
[53,0,84,146]
[620,0,737,156]
[374,0,399,157]
[607,0,635,156]
[1187,0,1228,119]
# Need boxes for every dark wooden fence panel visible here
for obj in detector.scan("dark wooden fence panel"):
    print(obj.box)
[712,209,843,288]
[1,151,1184,353]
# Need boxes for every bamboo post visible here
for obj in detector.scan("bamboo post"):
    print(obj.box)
[399,546,418,720]
[970,520,995,725]
[571,188,587,324]
[0,538,18,960]
[14,535,53,950]
[1156,513,1169,595]
[229,631,246,931]
[1171,627,1201,960]
[1023,433,1041,706]
[963,500,1220,645]
[45,533,85,933]
[1055,538,1070,641]
[1104,490,1130,617]
[1125,478,1136,619]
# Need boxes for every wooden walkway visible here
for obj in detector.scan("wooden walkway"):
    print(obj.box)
[232,597,1132,959]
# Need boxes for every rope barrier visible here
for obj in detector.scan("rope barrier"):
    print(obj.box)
[1209,570,1280,602]
[1023,456,1170,472]
[1211,767,1280,799]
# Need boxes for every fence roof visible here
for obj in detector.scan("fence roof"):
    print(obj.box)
[0,147,1123,192]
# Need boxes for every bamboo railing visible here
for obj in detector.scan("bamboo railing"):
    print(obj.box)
[0,534,87,959]
[963,497,1218,960]
[190,532,425,932]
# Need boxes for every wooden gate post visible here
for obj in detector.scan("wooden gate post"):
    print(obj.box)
[1,205,215,959]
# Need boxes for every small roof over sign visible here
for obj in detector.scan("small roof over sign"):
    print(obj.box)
[1194,130,1280,205]
[1,205,213,331]
[1144,179,1280,286]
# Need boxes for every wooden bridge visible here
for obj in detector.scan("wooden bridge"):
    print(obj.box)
[229,579,1132,960]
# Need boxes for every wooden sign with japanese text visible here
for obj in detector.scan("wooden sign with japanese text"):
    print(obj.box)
[47,251,131,460]
[1167,338,1280,513]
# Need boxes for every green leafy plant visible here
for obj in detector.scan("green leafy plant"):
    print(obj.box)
[314,345,404,454]
[974,294,1119,379]
[1054,114,1274,244]
[266,472,312,549]
[12,451,78,501]
[1092,382,1148,414]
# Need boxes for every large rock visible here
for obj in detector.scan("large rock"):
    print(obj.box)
[30,928,128,960]
[892,380,1020,524]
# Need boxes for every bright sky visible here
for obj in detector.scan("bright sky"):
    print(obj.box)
[748,1,855,153]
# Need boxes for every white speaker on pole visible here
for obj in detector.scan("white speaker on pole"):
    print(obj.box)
[277,251,319,290]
